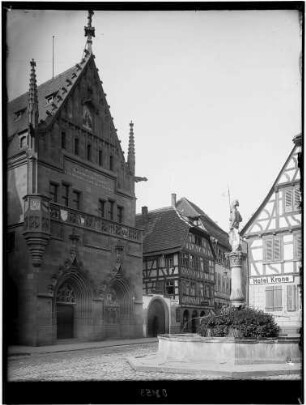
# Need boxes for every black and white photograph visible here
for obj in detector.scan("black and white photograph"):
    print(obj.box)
[3,2,303,404]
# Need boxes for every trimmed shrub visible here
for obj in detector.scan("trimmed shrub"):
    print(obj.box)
[198,307,280,338]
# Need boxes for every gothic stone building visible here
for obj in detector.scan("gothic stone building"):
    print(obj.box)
[136,194,231,336]
[241,134,302,335]
[6,12,144,346]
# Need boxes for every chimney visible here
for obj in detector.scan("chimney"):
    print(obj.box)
[171,193,177,207]
[142,206,148,217]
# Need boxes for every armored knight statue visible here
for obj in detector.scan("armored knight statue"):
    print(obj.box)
[229,199,242,252]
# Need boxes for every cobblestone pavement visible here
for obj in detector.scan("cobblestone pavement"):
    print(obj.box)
[7,343,301,381]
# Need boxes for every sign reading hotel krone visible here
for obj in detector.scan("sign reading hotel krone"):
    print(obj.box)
[250,275,294,285]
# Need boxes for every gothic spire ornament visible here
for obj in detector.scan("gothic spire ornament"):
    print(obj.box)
[84,10,95,53]
[127,121,135,175]
[28,58,39,129]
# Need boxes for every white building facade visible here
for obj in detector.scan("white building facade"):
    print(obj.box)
[242,135,302,335]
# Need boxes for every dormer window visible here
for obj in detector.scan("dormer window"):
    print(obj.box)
[14,108,26,121]
[18,130,28,149]
[45,92,58,105]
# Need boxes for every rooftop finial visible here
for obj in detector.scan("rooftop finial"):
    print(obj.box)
[28,58,39,128]
[84,10,95,53]
[127,121,135,174]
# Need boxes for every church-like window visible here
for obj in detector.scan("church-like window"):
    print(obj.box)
[74,138,79,155]
[61,132,66,149]
[87,143,91,161]
[98,150,103,166]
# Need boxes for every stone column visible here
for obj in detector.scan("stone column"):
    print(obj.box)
[229,251,245,307]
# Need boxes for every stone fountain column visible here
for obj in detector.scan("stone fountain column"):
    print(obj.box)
[229,251,245,307]
[228,199,245,308]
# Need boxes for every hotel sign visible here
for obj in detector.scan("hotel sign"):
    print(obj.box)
[250,275,294,285]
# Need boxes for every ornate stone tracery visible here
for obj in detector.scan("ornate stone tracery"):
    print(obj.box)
[56,282,76,303]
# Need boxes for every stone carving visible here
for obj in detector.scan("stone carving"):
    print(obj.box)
[56,282,76,303]
[229,199,242,252]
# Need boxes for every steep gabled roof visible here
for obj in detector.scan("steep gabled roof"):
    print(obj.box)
[241,143,299,236]
[177,197,231,250]
[136,206,191,255]
[8,52,92,137]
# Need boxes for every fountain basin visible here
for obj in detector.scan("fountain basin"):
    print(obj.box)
[158,334,301,365]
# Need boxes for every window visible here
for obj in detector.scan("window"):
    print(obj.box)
[74,138,79,155]
[98,199,106,218]
[19,135,27,149]
[181,253,189,267]
[117,206,124,224]
[284,186,300,212]
[190,255,195,268]
[109,155,114,171]
[45,92,57,105]
[195,235,202,246]
[98,150,103,166]
[166,280,175,296]
[264,236,282,262]
[108,200,114,221]
[204,258,209,273]
[293,232,302,260]
[287,285,297,312]
[87,143,91,161]
[62,184,69,207]
[265,286,282,311]
[190,282,196,296]
[72,190,81,210]
[14,108,26,121]
[61,132,66,149]
[49,182,58,203]
[199,257,204,271]
[155,280,165,294]
[199,282,204,297]
[165,254,174,268]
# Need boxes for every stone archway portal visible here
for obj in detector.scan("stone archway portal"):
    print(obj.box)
[56,281,76,339]
[57,303,74,339]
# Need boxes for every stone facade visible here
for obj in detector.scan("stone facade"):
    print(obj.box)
[6,13,144,346]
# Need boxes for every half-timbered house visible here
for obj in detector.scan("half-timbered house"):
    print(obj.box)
[176,197,232,310]
[136,194,231,335]
[241,134,302,335]
[6,11,144,346]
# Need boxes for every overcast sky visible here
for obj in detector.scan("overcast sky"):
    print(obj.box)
[6,8,302,231]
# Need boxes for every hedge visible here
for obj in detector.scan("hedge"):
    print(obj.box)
[198,306,280,338]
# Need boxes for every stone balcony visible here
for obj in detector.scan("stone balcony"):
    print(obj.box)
[50,203,142,242]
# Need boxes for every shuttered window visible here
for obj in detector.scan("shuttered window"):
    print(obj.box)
[293,232,302,260]
[287,285,297,312]
[294,187,301,210]
[284,186,301,212]
[264,237,282,262]
[265,286,282,311]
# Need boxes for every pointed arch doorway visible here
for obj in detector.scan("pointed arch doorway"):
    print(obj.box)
[56,282,76,339]
[54,264,93,341]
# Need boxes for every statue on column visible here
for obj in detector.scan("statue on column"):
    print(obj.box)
[229,199,242,252]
